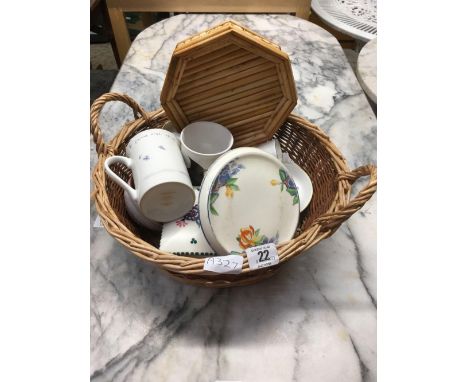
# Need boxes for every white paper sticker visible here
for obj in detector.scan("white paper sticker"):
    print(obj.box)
[246,243,279,270]
[203,255,244,274]
[93,216,104,228]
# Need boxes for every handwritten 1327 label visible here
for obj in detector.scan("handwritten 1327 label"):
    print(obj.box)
[245,243,279,270]
[203,255,243,274]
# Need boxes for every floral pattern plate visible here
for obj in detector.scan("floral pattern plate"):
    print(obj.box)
[199,147,300,256]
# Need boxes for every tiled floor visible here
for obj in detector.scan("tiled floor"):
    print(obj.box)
[90,43,118,104]
[90,69,118,105]
[91,43,118,70]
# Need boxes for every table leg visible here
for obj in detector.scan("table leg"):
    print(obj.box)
[107,4,131,63]
[295,2,311,19]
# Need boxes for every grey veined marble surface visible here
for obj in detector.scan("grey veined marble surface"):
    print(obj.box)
[91,14,377,382]
[357,38,377,103]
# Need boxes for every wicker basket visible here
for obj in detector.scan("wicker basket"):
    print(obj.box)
[90,92,377,288]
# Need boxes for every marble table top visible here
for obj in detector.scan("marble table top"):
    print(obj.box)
[357,38,377,103]
[91,14,377,382]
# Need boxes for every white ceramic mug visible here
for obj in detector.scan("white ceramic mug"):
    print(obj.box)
[123,177,162,231]
[104,129,195,222]
[180,121,233,170]
[162,121,191,168]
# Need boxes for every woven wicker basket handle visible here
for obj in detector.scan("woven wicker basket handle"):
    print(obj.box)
[316,164,377,230]
[90,92,150,156]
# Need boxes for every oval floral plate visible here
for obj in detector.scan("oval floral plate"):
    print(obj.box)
[199,147,300,256]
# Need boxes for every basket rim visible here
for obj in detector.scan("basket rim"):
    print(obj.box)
[92,108,359,277]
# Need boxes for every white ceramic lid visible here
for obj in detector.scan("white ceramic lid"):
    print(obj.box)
[199,147,300,256]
